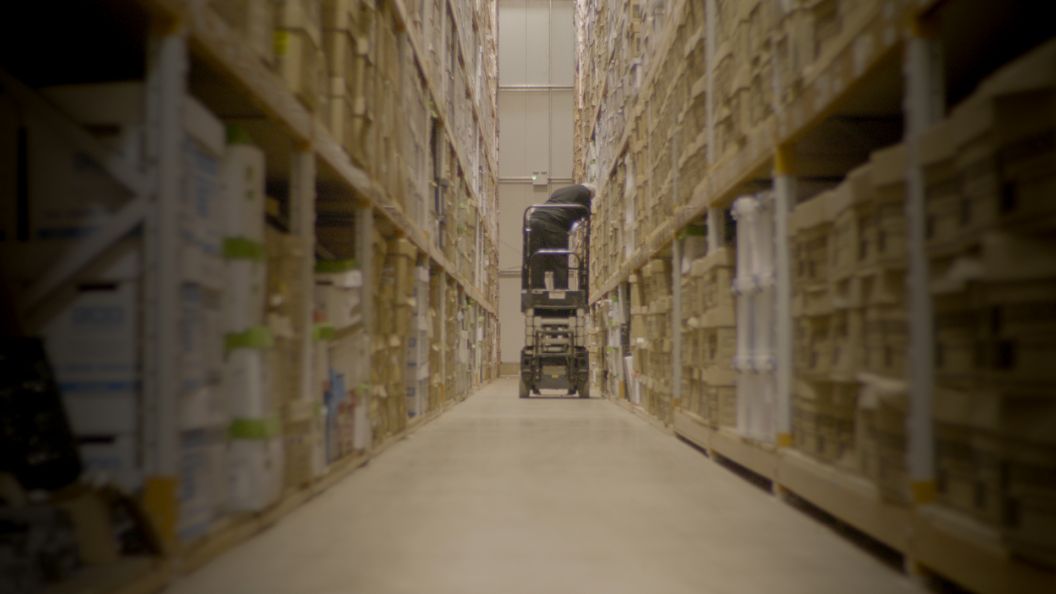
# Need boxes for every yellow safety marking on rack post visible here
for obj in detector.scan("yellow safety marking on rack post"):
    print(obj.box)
[774,145,795,176]
[776,432,793,448]
[908,11,939,39]
[142,477,179,552]
[911,480,937,504]
[150,9,184,36]
[274,31,289,56]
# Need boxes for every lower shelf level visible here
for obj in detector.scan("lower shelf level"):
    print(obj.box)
[671,409,1055,594]
[44,558,167,594]
[43,390,473,594]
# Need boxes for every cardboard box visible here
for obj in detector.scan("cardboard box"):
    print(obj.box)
[282,415,324,490]
[212,0,275,65]
[227,433,284,513]
[61,389,137,437]
[23,84,221,247]
[276,28,325,111]
[178,427,227,542]
[179,284,224,394]
[42,283,140,437]
[223,329,275,419]
[315,261,363,329]
[181,384,228,431]
[183,136,223,256]
[25,114,137,241]
[183,96,226,255]
[54,489,120,564]
[328,330,366,386]
[78,433,140,491]
[221,143,266,242]
[277,0,323,41]
[223,243,267,333]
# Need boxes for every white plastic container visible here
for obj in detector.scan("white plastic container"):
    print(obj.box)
[752,286,775,370]
[178,427,226,542]
[737,372,777,443]
[223,343,274,419]
[223,251,267,334]
[227,436,283,513]
[735,292,753,370]
[78,433,140,491]
[754,192,775,284]
[221,143,266,242]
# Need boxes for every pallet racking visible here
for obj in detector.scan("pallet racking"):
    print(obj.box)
[579,1,1056,592]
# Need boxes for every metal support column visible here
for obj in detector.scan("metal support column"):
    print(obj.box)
[355,204,375,440]
[672,237,683,410]
[904,26,945,504]
[142,18,187,547]
[773,147,796,447]
[705,0,717,166]
[439,272,448,402]
[619,279,632,401]
[289,147,316,408]
[707,207,725,252]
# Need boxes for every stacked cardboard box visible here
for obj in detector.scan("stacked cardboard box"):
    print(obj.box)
[314,258,366,460]
[398,56,430,226]
[264,228,325,491]
[444,281,462,401]
[681,247,737,429]
[772,0,899,113]
[275,0,327,112]
[322,0,376,170]
[419,0,446,92]
[217,134,286,517]
[857,143,911,504]
[790,188,845,466]
[924,44,1056,567]
[11,85,237,532]
[6,85,126,486]
[678,71,708,207]
[788,158,906,479]
[366,234,417,443]
[428,270,446,409]
[212,0,275,66]
[405,266,431,418]
[635,258,674,423]
[586,299,610,398]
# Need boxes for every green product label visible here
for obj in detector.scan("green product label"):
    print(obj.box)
[226,124,254,145]
[223,237,266,261]
[315,259,360,274]
[313,325,336,342]
[677,224,708,239]
[229,417,280,439]
[274,31,289,55]
[225,327,274,352]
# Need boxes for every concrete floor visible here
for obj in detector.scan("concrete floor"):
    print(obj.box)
[167,379,921,594]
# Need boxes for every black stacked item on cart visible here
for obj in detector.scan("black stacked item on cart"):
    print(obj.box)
[0,505,81,594]
[0,336,85,592]
[0,337,82,492]
[519,185,592,399]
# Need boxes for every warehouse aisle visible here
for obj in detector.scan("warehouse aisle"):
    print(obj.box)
[166,379,919,594]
